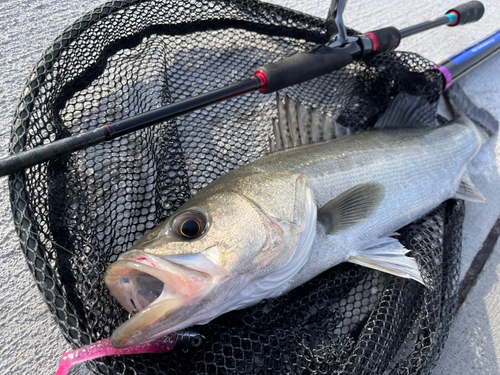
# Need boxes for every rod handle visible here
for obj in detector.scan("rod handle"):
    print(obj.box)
[366,27,401,53]
[256,43,360,93]
[447,1,485,26]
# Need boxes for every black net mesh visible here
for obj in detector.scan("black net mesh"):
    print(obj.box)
[9,0,463,374]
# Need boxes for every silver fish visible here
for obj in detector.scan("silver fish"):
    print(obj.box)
[105,85,497,348]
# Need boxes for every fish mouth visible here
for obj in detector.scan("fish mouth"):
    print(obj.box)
[105,251,215,348]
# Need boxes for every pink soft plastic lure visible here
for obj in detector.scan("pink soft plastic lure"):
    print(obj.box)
[55,335,176,375]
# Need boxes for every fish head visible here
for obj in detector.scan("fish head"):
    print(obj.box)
[105,172,315,348]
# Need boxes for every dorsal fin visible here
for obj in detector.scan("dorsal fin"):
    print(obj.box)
[374,93,438,129]
[269,93,353,152]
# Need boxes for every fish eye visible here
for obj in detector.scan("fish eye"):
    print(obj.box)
[180,219,201,238]
[174,211,207,239]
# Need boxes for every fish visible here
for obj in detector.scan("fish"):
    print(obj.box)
[104,84,498,348]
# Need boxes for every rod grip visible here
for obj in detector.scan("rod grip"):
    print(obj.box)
[368,27,401,53]
[256,44,358,93]
[447,1,485,26]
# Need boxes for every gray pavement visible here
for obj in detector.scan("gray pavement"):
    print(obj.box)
[1,0,500,374]
[434,240,500,374]
[433,50,500,375]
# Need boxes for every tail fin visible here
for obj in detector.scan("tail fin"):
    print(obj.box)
[446,84,498,141]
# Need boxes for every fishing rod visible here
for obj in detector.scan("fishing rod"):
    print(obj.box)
[437,30,500,90]
[0,1,486,177]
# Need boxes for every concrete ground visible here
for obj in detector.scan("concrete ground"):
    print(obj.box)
[0,0,499,374]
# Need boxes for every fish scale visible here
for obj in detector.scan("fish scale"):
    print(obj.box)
[243,122,482,290]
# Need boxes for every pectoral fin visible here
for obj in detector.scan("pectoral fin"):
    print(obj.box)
[454,172,485,203]
[348,237,424,285]
[318,183,385,234]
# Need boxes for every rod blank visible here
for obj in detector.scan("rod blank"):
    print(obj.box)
[1,78,260,177]
[0,1,486,177]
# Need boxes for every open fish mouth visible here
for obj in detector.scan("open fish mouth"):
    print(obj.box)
[105,251,215,348]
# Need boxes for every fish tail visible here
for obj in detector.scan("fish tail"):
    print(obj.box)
[446,84,498,142]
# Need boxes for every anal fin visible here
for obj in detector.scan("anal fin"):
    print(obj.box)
[348,237,424,285]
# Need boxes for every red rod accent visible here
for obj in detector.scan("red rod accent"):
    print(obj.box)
[254,71,269,93]
[447,11,459,26]
[365,32,379,53]
[105,124,113,137]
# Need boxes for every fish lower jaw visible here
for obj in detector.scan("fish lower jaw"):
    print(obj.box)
[110,296,187,348]
[108,280,219,348]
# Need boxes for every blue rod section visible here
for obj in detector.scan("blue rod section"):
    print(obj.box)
[439,30,500,83]
[438,30,500,88]
[450,31,500,65]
